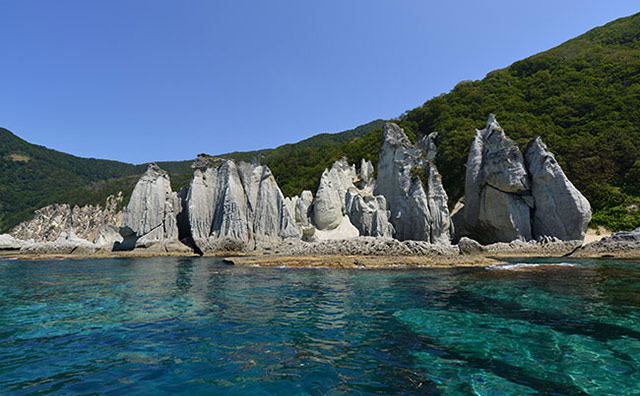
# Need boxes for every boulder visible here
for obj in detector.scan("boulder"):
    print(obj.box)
[457,237,485,255]
[120,163,182,249]
[375,122,451,244]
[524,136,591,241]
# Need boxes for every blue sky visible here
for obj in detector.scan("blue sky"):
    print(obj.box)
[1,1,638,164]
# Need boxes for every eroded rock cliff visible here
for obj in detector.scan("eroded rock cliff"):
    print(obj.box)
[119,163,183,249]
[186,155,299,252]
[525,137,592,241]
[11,193,124,243]
[375,122,451,244]
[463,115,591,243]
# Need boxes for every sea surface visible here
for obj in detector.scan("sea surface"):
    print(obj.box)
[1,257,639,395]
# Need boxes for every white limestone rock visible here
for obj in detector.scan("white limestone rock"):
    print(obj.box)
[345,188,394,238]
[0,234,24,250]
[464,115,533,244]
[524,137,592,241]
[313,158,356,230]
[186,155,300,252]
[20,227,98,255]
[120,163,182,248]
[375,122,451,244]
[11,193,124,243]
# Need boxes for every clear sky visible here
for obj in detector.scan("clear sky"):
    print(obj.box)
[1,1,638,164]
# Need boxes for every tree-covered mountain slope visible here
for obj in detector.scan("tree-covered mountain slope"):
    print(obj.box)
[396,12,640,231]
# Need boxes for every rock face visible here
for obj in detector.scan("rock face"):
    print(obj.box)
[306,158,394,240]
[11,193,124,243]
[375,122,451,244]
[120,163,182,248]
[0,234,24,250]
[20,228,99,256]
[186,155,300,252]
[463,115,591,243]
[313,158,357,230]
[464,115,533,244]
[525,137,592,241]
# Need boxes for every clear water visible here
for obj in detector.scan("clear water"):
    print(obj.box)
[1,257,639,395]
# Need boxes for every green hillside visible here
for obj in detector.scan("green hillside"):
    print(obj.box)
[0,129,137,232]
[395,12,640,231]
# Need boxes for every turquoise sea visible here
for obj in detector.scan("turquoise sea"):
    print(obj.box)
[1,257,639,395]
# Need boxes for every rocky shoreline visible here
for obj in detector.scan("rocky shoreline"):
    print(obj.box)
[1,115,638,265]
[4,229,639,266]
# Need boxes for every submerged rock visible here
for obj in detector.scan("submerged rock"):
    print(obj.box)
[120,163,182,249]
[187,155,299,252]
[375,122,451,244]
[524,137,591,241]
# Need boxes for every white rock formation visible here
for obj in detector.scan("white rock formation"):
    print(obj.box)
[313,158,357,230]
[186,155,300,252]
[375,122,451,244]
[463,115,592,244]
[120,163,182,248]
[464,115,533,243]
[11,193,124,243]
[308,157,394,240]
[524,137,592,241]
[0,234,25,250]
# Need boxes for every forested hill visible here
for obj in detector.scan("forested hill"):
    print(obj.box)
[396,12,640,231]
[0,129,137,232]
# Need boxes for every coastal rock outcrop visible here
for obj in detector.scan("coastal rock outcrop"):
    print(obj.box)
[313,159,356,230]
[578,227,640,256]
[0,234,24,250]
[119,163,183,249]
[186,155,300,252]
[464,115,532,244]
[19,227,99,256]
[306,158,394,239]
[524,137,592,241]
[463,115,591,244]
[11,193,124,243]
[375,122,451,244]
